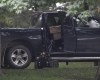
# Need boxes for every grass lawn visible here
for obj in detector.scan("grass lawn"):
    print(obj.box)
[0,62,97,80]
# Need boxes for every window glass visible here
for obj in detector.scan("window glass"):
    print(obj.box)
[47,14,60,27]
[34,15,42,28]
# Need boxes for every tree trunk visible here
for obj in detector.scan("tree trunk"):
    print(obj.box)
[95,62,100,80]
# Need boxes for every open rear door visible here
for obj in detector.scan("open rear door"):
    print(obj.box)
[62,16,77,53]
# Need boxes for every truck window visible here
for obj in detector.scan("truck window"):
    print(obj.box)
[46,13,62,27]
[76,17,100,28]
[34,14,42,28]
[31,12,42,28]
[47,16,57,26]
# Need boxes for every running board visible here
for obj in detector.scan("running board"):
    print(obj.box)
[51,57,100,61]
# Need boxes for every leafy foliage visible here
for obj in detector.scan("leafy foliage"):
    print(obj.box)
[64,0,100,20]
[0,0,28,14]
[66,1,84,15]
[0,0,100,28]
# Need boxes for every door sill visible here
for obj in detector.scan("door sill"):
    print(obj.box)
[51,57,100,61]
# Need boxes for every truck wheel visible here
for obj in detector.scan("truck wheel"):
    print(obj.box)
[7,45,32,69]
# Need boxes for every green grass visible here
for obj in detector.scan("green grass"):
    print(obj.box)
[0,62,97,80]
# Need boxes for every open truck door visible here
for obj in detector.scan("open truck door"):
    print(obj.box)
[62,16,77,53]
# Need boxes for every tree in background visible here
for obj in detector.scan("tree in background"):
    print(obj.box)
[0,0,100,28]
[0,0,28,13]
[0,0,62,28]
[0,0,29,28]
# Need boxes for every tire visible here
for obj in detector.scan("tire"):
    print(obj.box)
[7,45,32,69]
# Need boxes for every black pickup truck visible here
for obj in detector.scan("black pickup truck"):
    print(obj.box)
[1,11,100,69]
